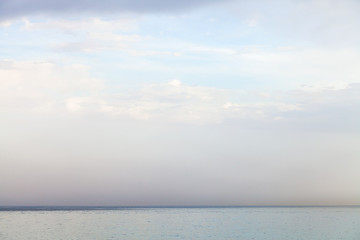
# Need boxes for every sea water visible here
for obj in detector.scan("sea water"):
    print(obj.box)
[1,207,360,240]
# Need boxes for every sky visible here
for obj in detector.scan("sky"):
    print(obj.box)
[1,0,360,206]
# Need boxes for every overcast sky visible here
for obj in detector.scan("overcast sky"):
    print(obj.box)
[1,0,360,206]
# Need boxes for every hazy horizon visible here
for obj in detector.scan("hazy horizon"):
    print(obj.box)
[1,0,360,206]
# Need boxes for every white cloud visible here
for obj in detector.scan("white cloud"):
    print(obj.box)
[24,17,138,33]
[1,59,359,128]
[22,17,238,56]
[244,14,260,27]
[55,32,145,52]
[0,60,274,123]
[0,60,104,112]
[19,17,144,52]
[96,79,232,123]
[0,20,12,27]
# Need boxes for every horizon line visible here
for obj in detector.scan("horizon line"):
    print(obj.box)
[1,205,360,211]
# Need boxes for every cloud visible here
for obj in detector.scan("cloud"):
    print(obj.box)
[0,59,294,123]
[0,60,104,112]
[103,79,232,123]
[243,14,260,27]
[1,59,360,128]
[284,82,360,132]
[24,17,137,33]
[0,20,12,27]
[227,0,360,46]
[54,32,145,52]
[0,0,230,20]
[0,60,233,123]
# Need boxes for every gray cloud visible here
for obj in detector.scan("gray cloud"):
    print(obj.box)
[282,83,360,133]
[0,0,228,20]
[224,0,360,46]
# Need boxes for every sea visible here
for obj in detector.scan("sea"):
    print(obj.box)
[1,206,359,240]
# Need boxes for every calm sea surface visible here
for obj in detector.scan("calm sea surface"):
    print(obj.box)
[1,207,360,240]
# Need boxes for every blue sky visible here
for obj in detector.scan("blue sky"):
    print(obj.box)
[1,0,360,205]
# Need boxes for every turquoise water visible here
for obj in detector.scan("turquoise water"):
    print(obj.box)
[1,207,360,239]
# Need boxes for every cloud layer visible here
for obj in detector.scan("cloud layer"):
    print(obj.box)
[1,59,359,128]
[0,0,228,20]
